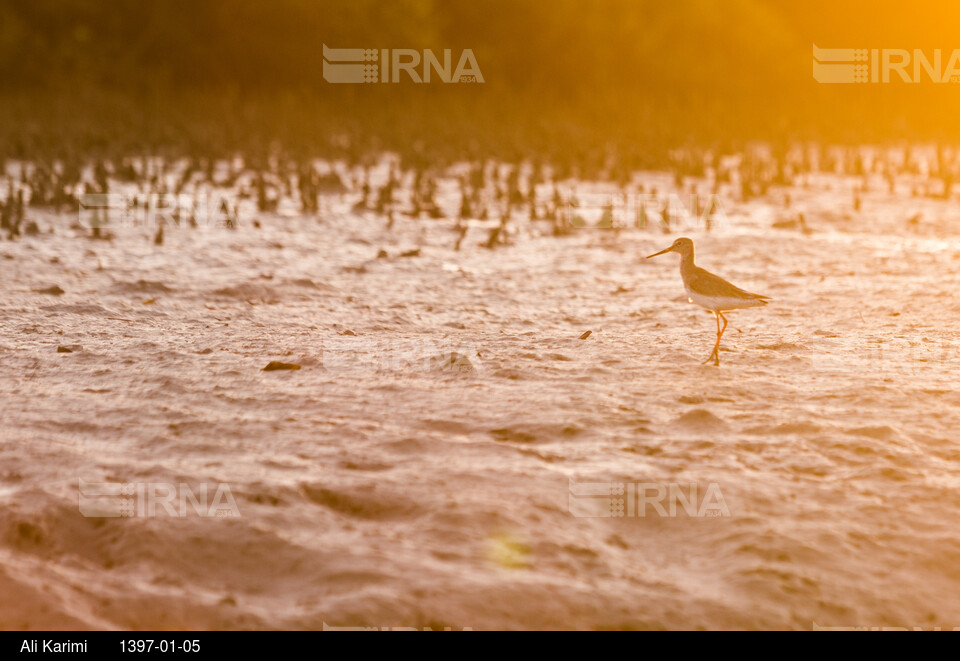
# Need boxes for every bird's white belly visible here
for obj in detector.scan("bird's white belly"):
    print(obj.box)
[685,288,762,311]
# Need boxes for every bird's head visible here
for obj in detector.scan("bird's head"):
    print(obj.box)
[646,237,694,259]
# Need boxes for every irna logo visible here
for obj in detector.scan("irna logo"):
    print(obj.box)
[322,45,484,84]
[813,44,960,83]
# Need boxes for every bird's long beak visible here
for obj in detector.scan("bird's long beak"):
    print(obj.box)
[646,246,672,259]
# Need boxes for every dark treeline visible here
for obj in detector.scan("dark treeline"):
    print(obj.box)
[2,0,960,163]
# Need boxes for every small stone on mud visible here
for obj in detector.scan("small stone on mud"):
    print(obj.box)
[262,361,301,371]
[434,352,475,374]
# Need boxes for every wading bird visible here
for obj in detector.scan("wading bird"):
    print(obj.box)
[647,238,769,366]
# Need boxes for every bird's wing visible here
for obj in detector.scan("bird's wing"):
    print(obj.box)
[688,267,770,300]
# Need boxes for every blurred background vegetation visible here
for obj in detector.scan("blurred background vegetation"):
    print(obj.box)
[2,0,959,162]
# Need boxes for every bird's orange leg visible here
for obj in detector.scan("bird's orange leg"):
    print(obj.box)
[718,312,729,343]
[714,312,729,365]
[703,311,722,365]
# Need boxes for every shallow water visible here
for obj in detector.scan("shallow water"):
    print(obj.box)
[2,166,960,630]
